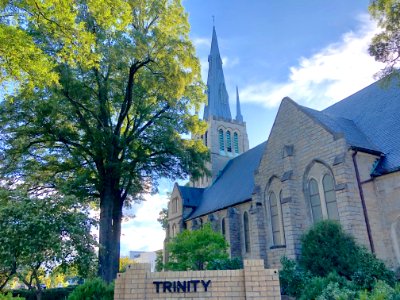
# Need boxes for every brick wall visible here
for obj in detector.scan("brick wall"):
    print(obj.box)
[114,259,281,300]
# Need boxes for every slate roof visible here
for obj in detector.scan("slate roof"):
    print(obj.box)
[298,105,381,154]
[176,185,204,208]
[299,78,400,174]
[186,141,267,220]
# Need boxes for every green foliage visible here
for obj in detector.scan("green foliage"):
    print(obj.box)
[279,256,311,298]
[157,208,169,231]
[358,281,400,300]
[0,187,97,291]
[11,287,76,300]
[0,0,209,282]
[351,248,395,290]
[67,278,113,300]
[165,224,229,271]
[317,282,357,300]
[155,250,164,272]
[368,0,400,81]
[281,220,396,299]
[0,293,23,300]
[207,257,243,270]
[300,220,360,278]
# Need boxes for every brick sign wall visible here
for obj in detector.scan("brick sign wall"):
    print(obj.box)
[114,259,281,300]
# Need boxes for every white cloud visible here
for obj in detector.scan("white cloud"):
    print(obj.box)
[241,15,385,110]
[193,37,211,48]
[222,56,240,69]
[120,193,169,255]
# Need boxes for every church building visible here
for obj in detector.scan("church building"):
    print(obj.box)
[165,27,400,269]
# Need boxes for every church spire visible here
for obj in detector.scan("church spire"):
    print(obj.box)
[203,26,232,121]
[235,86,243,122]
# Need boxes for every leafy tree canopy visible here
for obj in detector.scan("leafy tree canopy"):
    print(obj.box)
[165,223,229,271]
[0,187,97,295]
[0,0,209,282]
[368,0,400,81]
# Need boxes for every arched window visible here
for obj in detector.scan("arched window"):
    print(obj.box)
[279,191,286,245]
[221,218,226,238]
[205,131,208,146]
[309,178,323,222]
[172,223,177,237]
[219,129,224,151]
[226,131,232,152]
[323,174,339,220]
[269,192,281,245]
[234,132,239,154]
[243,212,250,253]
[200,218,203,228]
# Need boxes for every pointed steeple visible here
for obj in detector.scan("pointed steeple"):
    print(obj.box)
[235,86,243,123]
[203,26,232,121]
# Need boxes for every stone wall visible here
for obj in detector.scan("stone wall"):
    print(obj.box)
[114,259,281,300]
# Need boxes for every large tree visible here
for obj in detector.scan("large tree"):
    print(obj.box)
[368,0,400,81]
[0,0,208,282]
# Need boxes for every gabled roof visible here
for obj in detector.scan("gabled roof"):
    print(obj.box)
[176,185,204,208]
[298,105,381,154]
[322,79,400,173]
[187,142,267,220]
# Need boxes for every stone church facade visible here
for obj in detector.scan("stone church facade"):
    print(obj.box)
[165,27,400,269]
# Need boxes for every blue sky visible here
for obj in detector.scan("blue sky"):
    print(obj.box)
[120,0,385,255]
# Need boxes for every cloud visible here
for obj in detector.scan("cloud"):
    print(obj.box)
[193,37,211,48]
[120,193,169,255]
[240,15,385,110]
[222,56,240,69]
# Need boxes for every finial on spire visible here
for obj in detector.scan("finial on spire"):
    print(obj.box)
[212,15,215,26]
[236,86,244,123]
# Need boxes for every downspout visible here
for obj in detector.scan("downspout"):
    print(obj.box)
[352,150,375,253]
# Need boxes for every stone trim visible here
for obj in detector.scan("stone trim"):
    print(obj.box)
[281,170,293,182]
[335,183,347,191]
[281,197,292,204]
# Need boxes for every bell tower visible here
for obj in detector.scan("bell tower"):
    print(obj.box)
[193,27,249,188]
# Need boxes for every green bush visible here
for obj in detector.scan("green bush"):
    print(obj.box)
[67,278,113,300]
[11,286,76,300]
[351,249,395,290]
[317,282,357,300]
[0,293,24,300]
[358,280,400,300]
[207,257,243,270]
[300,220,360,278]
[279,256,311,298]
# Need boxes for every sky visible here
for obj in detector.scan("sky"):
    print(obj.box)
[119,0,386,255]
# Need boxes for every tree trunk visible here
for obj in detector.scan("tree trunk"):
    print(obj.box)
[98,177,124,283]
[98,183,116,283]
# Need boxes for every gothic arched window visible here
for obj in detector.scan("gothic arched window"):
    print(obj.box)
[234,132,239,154]
[279,191,286,245]
[309,178,323,222]
[243,212,250,253]
[269,192,281,245]
[226,131,232,152]
[205,131,208,146]
[172,223,177,237]
[219,129,224,151]
[221,218,226,238]
[323,174,339,220]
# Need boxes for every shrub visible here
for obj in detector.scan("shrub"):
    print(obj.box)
[317,282,357,300]
[279,256,311,298]
[67,278,113,300]
[207,257,243,270]
[351,248,395,290]
[0,293,24,300]
[12,286,76,300]
[300,220,360,278]
[358,280,400,300]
